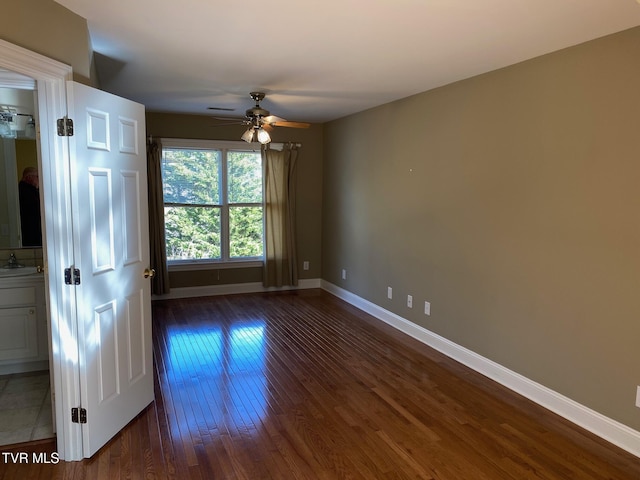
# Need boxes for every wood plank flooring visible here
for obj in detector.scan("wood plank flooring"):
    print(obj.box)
[1,289,639,479]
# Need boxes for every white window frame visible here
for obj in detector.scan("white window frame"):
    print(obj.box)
[161,138,264,270]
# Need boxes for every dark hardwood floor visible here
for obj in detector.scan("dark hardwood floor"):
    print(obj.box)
[2,289,639,479]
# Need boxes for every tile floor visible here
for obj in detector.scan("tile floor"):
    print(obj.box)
[0,371,54,446]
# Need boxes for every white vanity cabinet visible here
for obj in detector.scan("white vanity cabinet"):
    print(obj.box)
[0,273,48,374]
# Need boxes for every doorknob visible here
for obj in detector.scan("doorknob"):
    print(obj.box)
[143,268,156,279]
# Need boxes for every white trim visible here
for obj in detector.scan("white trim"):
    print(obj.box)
[160,137,294,151]
[161,138,261,151]
[168,260,263,271]
[321,280,640,459]
[0,360,49,376]
[0,68,36,89]
[152,278,321,300]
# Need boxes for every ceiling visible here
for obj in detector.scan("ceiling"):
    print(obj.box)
[54,0,640,124]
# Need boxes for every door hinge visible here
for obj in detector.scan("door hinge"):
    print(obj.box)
[57,117,74,136]
[64,267,81,285]
[71,407,87,424]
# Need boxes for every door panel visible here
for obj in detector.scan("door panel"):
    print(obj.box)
[121,171,142,265]
[67,81,152,458]
[88,168,114,273]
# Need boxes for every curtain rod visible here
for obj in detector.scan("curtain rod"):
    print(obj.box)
[156,137,301,149]
[271,142,302,149]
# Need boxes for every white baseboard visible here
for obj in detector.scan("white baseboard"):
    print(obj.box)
[152,278,322,300]
[321,280,640,458]
[0,360,49,376]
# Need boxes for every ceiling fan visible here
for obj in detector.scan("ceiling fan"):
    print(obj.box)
[214,92,310,144]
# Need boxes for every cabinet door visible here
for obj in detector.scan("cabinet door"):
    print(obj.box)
[0,306,37,361]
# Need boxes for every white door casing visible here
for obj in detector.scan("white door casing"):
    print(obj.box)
[67,81,153,457]
[0,38,79,460]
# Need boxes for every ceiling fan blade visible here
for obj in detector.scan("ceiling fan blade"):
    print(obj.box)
[210,121,248,127]
[270,120,310,129]
[213,116,246,121]
[262,115,287,124]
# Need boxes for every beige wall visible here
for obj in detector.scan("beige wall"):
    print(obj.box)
[1,0,94,84]
[146,112,323,287]
[322,26,640,431]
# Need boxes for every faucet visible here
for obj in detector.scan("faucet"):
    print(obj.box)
[5,253,24,269]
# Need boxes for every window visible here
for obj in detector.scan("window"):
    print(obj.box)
[161,139,263,264]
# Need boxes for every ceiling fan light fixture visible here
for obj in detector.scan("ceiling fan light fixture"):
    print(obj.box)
[256,127,271,144]
[241,127,254,143]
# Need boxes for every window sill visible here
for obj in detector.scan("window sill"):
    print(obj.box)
[168,260,264,272]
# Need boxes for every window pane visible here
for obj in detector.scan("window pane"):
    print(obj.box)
[228,151,262,204]
[164,206,221,260]
[229,206,263,258]
[162,148,220,205]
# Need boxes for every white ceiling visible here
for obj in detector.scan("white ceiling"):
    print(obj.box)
[54,0,640,124]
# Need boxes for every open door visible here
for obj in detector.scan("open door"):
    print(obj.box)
[66,81,153,457]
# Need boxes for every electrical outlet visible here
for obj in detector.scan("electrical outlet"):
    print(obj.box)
[341,269,347,280]
[407,295,413,308]
[303,261,309,271]
[387,287,393,299]
[424,301,431,316]
[636,386,640,408]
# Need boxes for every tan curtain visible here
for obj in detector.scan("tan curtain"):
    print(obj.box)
[262,143,300,287]
[147,140,170,295]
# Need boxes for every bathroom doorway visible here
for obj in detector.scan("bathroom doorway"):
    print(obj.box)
[0,72,55,446]
[1,39,154,461]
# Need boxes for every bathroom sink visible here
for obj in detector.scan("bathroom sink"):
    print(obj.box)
[0,266,40,277]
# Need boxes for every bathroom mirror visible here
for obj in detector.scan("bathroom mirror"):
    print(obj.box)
[0,82,41,249]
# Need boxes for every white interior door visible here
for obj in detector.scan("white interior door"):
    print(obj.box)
[67,81,153,457]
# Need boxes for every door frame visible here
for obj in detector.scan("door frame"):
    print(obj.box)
[0,39,82,460]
